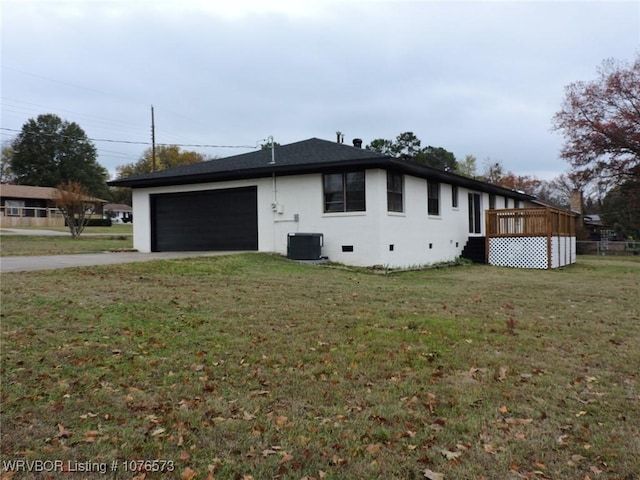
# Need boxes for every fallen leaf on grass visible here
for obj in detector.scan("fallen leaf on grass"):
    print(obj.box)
[181,467,197,480]
[242,410,256,421]
[79,412,98,419]
[440,449,462,461]
[56,424,72,438]
[366,443,381,455]
[423,469,445,480]
[484,443,497,454]
[83,430,101,443]
[275,415,288,427]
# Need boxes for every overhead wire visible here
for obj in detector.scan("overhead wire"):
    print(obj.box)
[0,127,258,149]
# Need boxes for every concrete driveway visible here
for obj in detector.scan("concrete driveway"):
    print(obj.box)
[0,251,240,273]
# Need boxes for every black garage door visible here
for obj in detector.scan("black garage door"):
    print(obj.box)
[150,187,258,251]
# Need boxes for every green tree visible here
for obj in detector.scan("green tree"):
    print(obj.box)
[414,146,457,171]
[1,142,14,183]
[260,139,281,150]
[391,132,422,157]
[601,169,640,239]
[10,114,108,196]
[366,132,457,171]
[455,154,478,178]
[367,138,395,156]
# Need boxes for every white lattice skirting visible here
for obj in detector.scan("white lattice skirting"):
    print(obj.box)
[488,236,576,269]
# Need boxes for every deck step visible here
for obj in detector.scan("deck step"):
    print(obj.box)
[461,237,486,263]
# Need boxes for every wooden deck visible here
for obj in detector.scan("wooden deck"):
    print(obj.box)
[485,207,577,269]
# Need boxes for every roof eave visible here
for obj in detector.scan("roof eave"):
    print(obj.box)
[109,156,534,201]
[107,156,390,188]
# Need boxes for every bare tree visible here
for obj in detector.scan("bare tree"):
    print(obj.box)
[552,55,640,184]
[55,181,96,239]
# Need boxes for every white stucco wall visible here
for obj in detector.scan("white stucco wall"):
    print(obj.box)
[131,178,274,253]
[131,169,520,268]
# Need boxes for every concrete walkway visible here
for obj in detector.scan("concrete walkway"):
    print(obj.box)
[0,251,240,273]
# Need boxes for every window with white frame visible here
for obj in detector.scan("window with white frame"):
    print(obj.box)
[452,184,458,208]
[5,200,24,216]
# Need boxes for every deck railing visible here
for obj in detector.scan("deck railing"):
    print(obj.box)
[486,207,576,238]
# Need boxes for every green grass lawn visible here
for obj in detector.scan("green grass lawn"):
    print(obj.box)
[0,234,133,256]
[1,254,639,479]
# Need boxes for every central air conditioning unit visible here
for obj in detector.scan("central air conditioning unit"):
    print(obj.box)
[287,233,324,260]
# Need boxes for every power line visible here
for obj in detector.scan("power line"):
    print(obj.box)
[0,127,257,149]
[1,66,150,108]
[1,97,149,131]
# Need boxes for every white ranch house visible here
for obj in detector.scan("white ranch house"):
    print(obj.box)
[109,138,576,269]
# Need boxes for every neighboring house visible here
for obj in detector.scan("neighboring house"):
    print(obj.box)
[104,203,133,223]
[109,137,575,269]
[0,184,105,228]
[583,214,610,240]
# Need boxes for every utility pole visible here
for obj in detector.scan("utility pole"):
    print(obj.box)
[151,105,156,172]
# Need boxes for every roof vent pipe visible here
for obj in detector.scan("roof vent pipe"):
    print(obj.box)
[353,138,363,148]
[336,131,344,144]
[268,135,275,164]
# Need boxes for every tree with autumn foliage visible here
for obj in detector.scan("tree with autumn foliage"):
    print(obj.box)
[116,145,210,178]
[55,181,100,239]
[553,55,640,183]
[113,145,211,204]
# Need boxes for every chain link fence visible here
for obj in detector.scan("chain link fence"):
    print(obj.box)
[577,240,639,256]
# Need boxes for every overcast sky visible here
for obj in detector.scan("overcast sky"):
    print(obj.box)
[1,0,639,180]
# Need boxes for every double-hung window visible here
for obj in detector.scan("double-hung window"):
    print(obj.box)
[451,185,459,208]
[427,179,440,216]
[387,171,403,212]
[5,200,24,217]
[323,171,366,213]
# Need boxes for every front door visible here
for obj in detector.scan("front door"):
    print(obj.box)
[468,193,482,235]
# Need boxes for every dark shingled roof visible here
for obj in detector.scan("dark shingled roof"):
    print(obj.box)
[108,137,533,201]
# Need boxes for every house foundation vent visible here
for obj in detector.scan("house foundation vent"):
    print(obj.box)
[287,233,324,260]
